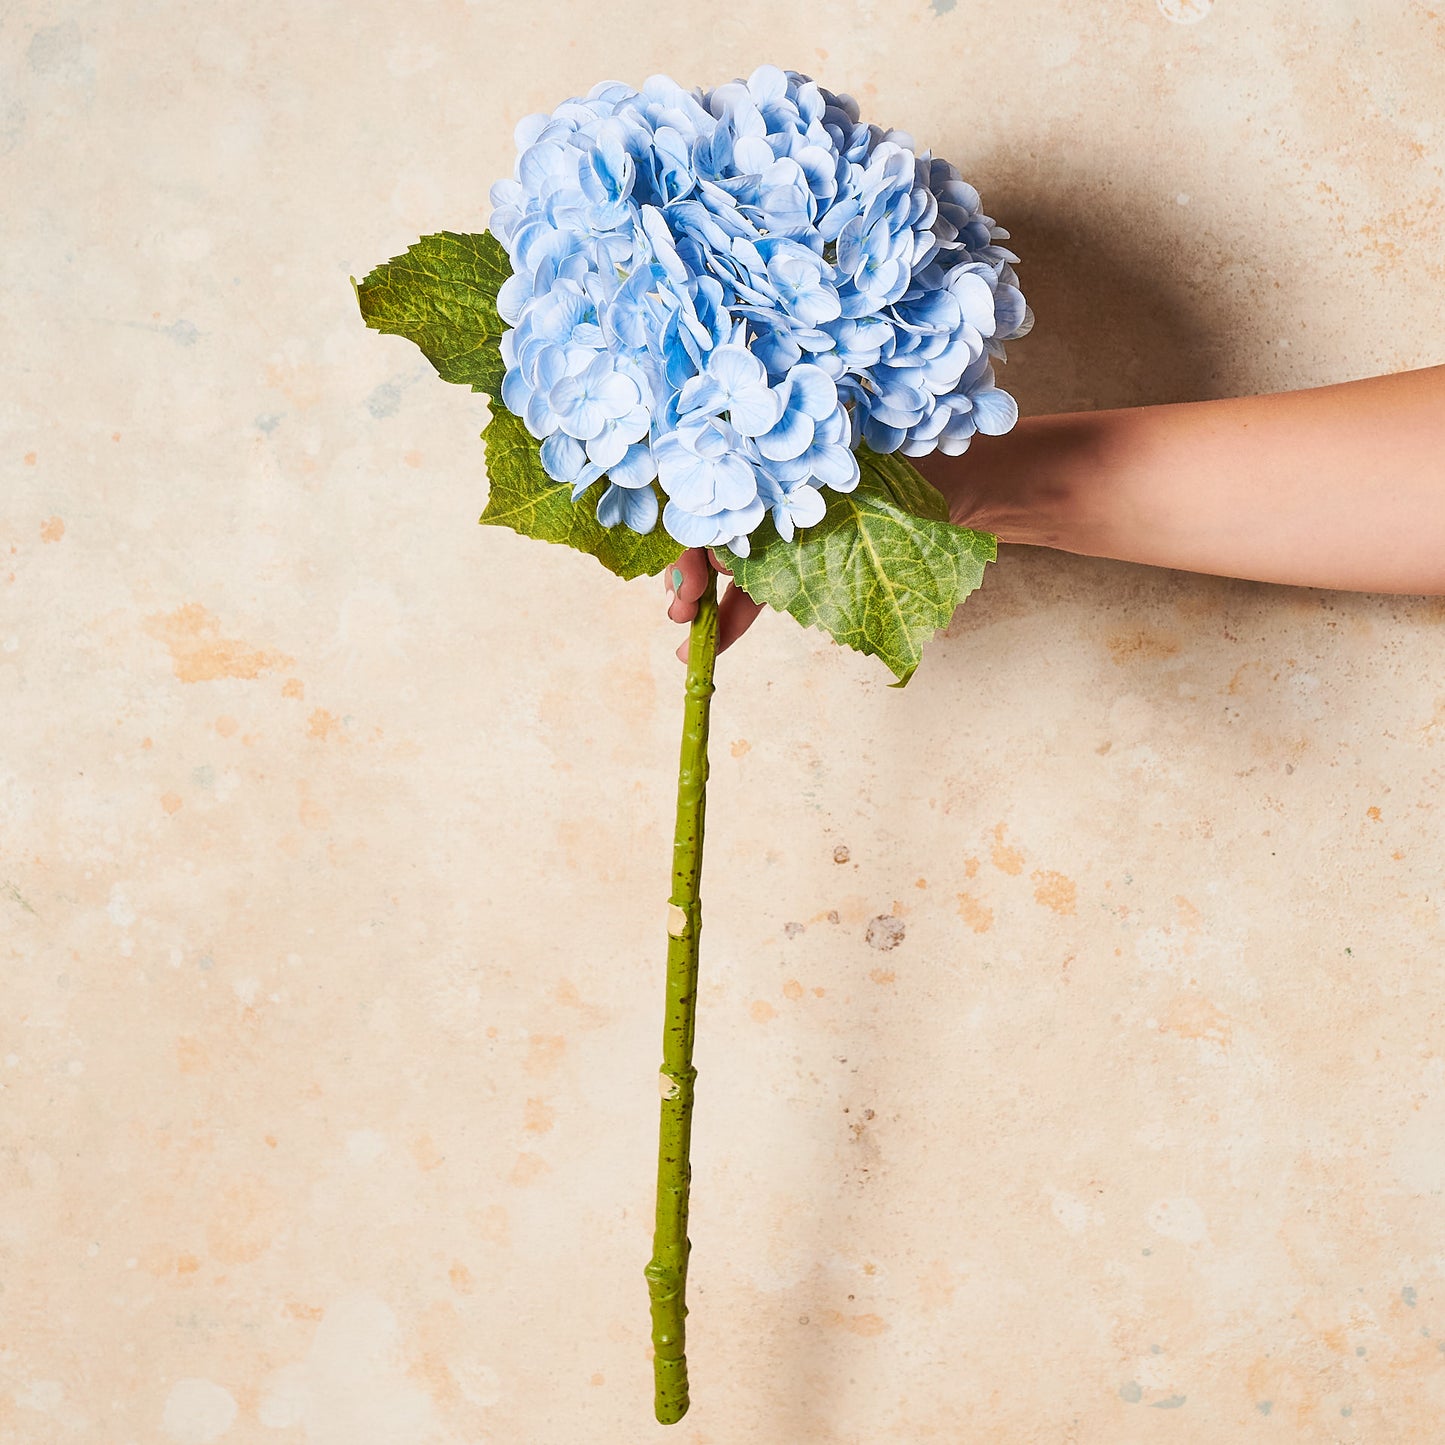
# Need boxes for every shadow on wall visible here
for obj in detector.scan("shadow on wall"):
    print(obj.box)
[918,178,1254,654]
[992,178,1242,417]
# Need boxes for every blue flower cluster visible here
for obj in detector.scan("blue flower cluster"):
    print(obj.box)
[489,66,1030,555]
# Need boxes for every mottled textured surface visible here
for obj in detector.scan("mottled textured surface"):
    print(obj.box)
[4,3,1444,1440]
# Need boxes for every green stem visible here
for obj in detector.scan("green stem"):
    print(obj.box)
[645,568,719,1425]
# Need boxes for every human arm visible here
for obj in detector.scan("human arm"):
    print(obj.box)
[668,363,1445,654]
[914,363,1445,594]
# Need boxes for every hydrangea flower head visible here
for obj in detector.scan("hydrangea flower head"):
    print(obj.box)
[489,66,1031,556]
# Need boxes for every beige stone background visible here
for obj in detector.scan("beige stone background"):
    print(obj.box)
[4,1,1445,1440]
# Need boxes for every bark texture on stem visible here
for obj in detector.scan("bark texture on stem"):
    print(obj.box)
[645,569,718,1425]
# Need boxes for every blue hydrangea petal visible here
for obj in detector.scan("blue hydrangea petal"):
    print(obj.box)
[756,402,812,462]
[597,481,659,533]
[861,414,907,453]
[992,283,1027,337]
[661,500,722,547]
[608,441,657,489]
[727,386,785,438]
[825,444,861,491]
[749,328,803,378]
[789,363,837,418]
[969,385,1018,436]
[747,64,788,106]
[586,417,639,469]
[703,343,767,394]
[540,430,587,483]
[775,482,826,541]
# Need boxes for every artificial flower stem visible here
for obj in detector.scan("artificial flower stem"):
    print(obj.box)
[646,568,719,1425]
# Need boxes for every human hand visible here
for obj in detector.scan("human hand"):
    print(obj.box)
[665,549,764,663]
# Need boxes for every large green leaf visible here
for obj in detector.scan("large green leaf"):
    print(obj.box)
[479,406,681,580]
[354,230,509,399]
[722,449,996,685]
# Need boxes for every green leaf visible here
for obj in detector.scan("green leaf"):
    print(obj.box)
[859,444,951,523]
[479,406,681,580]
[722,448,996,685]
[354,230,510,399]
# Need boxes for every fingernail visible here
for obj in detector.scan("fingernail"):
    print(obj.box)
[671,568,684,590]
